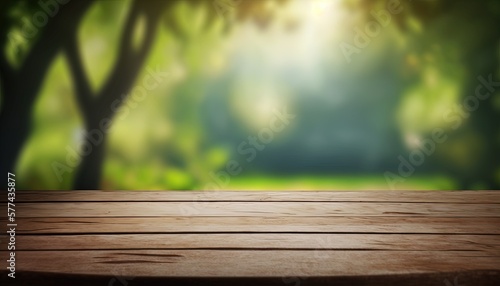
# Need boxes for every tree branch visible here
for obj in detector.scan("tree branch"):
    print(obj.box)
[0,52,12,120]
[118,0,141,58]
[64,35,93,120]
[18,0,95,89]
[96,0,169,117]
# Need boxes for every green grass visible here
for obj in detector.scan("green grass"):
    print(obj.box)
[217,174,457,191]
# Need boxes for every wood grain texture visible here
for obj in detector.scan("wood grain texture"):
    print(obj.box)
[15,201,500,217]
[10,216,500,234]
[10,190,500,203]
[4,250,500,277]
[15,233,500,252]
[1,190,499,285]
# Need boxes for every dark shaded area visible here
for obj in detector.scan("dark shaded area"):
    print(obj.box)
[1,270,499,286]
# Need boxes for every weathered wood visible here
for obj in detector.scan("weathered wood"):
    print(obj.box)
[4,250,500,277]
[10,216,500,234]
[2,190,500,285]
[11,190,500,203]
[15,201,500,217]
[15,233,500,252]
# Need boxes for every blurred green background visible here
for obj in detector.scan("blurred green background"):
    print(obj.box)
[0,0,499,190]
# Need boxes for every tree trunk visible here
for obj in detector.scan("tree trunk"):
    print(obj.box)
[0,1,94,190]
[465,40,500,189]
[72,122,108,190]
[67,1,169,190]
[0,83,33,185]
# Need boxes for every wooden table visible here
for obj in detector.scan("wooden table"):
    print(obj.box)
[1,191,500,285]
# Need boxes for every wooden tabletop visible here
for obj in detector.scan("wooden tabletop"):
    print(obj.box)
[1,190,500,285]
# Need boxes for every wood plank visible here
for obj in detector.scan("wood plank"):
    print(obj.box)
[5,250,500,277]
[14,234,500,252]
[12,217,500,234]
[15,202,500,217]
[3,190,500,284]
[10,190,500,203]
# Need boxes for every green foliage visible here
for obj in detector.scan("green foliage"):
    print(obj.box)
[3,0,499,190]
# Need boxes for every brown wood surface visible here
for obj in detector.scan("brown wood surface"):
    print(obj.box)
[14,233,500,252]
[10,217,500,234]
[2,250,499,277]
[14,201,500,217]
[1,190,500,285]
[11,190,500,203]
